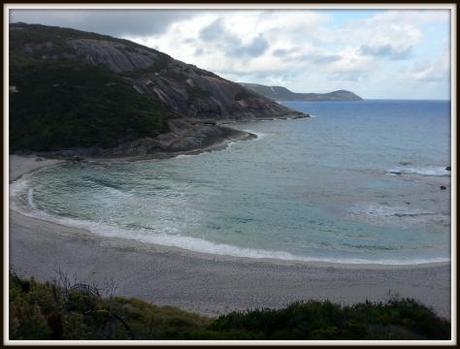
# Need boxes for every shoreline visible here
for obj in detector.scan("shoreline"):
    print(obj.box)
[9,210,451,318]
[8,154,452,318]
[23,116,307,162]
[11,206,451,270]
[9,153,449,269]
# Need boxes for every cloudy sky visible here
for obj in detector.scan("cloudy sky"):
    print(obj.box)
[11,8,451,100]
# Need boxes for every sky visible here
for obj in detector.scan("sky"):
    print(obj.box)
[10,8,452,100]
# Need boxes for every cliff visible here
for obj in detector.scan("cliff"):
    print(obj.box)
[9,23,306,156]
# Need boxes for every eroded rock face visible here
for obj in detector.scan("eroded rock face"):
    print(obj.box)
[64,36,304,121]
[69,39,156,73]
[137,64,302,120]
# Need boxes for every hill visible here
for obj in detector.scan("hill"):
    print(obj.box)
[239,83,363,101]
[9,23,305,156]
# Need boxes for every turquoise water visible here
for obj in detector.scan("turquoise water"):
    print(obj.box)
[11,100,451,264]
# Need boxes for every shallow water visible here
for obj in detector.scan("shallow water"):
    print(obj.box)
[11,100,451,264]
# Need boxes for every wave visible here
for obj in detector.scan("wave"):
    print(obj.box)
[243,130,267,140]
[27,188,37,210]
[9,180,448,266]
[386,166,450,177]
[174,154,195,159]
[18,211,452,265]
[352,203,436,219]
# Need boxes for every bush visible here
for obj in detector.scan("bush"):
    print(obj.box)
[9,272,451,340]
[10,63,170,151]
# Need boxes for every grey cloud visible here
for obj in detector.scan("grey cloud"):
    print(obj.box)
[182,38,196,44]
[10,9,196,37]
[416,75,446,83]
[329,70,367,82]
[408,65,448,82]
[273,48,289,57]
[359,44,411,60]
[234,35,269,58]
[273,48,299,58]
[199,19,269,59]
[199,19,227,41]
[308,54,341,64]
[273,48,340,65]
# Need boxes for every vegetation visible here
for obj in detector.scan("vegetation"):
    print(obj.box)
[9,22,175,152]
[9,23,169,62]
[10,63,170,151]
[187,85,212,102]
[234,88,257,101]
[9,272,450,340]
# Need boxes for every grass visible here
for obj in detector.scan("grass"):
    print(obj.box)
[9,272,450,340]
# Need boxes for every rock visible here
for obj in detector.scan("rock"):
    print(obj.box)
[10,23,308,157]
[440,186,447,190]
[69,39,155,73]
[67,156,84,164]
[445,166,451,171]
[399,161,412,166]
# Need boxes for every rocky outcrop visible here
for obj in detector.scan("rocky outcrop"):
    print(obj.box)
[11,23,304,122]
[10,23,307,157]
[69,39,156,73]
[36,119,256,159]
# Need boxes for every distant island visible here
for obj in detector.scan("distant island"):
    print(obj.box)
[239,83,363,101]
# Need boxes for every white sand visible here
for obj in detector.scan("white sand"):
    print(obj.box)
[9,155,62,182]
[8,156,451,318]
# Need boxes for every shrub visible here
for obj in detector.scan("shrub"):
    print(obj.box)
[9,272,451,340]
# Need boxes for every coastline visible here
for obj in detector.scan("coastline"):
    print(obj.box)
[8,155,452,319]
[27,118,303,161]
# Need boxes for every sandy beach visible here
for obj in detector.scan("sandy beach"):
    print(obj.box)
[8,155,452,319]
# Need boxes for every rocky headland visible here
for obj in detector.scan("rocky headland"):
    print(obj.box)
[239,83,363,101]
[9,23,307,159]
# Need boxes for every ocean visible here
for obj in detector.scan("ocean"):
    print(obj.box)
[11,100,451,265]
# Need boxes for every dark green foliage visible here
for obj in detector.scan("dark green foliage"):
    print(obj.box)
[9,22,174,152]
[212,299,451,340]
[10,63,169,151]
[187,85,211,101]
[9,273,210,340]
[234,88,257,101]
[9,273,451,340]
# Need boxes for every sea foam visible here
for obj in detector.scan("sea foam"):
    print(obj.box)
[10,180,449,266]
[386,166,450,177]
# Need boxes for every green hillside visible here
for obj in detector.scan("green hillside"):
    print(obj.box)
[10,63,170,151]
[10,24,172,152]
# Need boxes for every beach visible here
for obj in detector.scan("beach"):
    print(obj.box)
[8,155,451,319]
